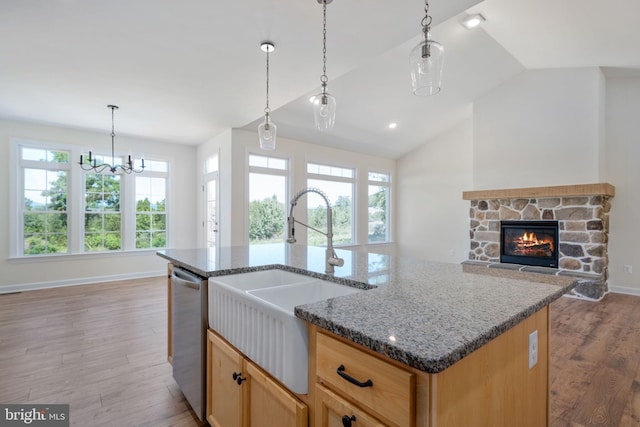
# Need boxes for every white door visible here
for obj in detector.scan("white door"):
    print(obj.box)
[204,172,218,249]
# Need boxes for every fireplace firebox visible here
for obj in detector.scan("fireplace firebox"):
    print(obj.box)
[500,220,559,268]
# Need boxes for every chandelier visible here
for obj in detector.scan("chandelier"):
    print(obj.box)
[79,105,145,174]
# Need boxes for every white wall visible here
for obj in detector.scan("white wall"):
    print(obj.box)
[0,119,198,291]
[603,76,640,294]
[394,67,640,294]
[396,120,473,263]
[204,129,397,250]
[473,68,604,189]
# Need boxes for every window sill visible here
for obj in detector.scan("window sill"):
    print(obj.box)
[8,249,162,263]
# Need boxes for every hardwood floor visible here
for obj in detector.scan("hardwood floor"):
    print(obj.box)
[550,293,640,427]
[1,278,639,426]
[0,277,203,427]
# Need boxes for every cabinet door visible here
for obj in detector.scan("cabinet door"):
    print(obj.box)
[207,331,245,427]
[315,384,385,427]
[245,360,307,427]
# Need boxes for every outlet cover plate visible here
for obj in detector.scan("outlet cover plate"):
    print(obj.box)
[529,330,538,369]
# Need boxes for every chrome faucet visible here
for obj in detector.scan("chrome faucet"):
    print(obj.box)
[287,187,345,274]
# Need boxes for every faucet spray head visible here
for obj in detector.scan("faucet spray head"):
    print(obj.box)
[287,216,296,244]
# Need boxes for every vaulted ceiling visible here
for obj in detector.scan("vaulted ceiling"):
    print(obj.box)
[1,0,639,159]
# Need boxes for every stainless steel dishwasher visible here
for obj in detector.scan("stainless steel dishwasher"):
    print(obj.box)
[171,266,208,422]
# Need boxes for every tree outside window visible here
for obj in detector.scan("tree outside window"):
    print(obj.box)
[248,155,288,245]
[84,173,121,251]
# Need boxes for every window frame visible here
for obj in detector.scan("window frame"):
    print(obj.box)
[246,152,290,246]
[133,172,169,250]
[306,161,357,247]
[10,138,170,259]
[367,170,391,244]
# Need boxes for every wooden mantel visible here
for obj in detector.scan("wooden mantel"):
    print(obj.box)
[462,183,615,201]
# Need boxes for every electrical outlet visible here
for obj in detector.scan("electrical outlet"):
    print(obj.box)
[528,330,538,369]
[624,265,633,274]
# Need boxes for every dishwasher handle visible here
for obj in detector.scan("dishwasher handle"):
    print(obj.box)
[172,267,204,284]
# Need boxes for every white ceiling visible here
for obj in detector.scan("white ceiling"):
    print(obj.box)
[1,0,639,159]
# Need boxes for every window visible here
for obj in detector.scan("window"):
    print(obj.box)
[248,154,288,244]
[84,173,121,251]
[368,172,390,243]
[21,147,70,255]
[12,139,170,257]
[307,162,355,246]
[135,176,167,249]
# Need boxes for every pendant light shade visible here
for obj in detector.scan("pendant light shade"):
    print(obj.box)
[312,0,336,131]
[258,116,276,151]
[258,41,276,150]
[312,92,336,130]
[410,0,444,96]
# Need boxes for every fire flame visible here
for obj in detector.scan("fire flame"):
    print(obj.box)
[517,231,554,252]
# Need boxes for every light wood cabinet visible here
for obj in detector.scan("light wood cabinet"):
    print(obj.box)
[246,361,308,427]
[315,384,385,427]
[316,332,415,427]
[206,330,308,427]
[311,306,551,427]
[208,330,244,427]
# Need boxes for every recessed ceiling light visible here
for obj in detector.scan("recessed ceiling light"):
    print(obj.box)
[388,122,398,129]
[461,13,485,29]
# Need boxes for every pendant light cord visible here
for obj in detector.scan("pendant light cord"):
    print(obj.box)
[265,48,270,117]
[421,0,432,41]
[320,0,328,95]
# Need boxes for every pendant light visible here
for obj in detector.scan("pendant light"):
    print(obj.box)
[409,0,444,96]
[79,105,145,174]
[258,42,277,150]
[312,0,336,131]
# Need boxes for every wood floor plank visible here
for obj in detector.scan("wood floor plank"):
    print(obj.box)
[0,277,202,427]
[550,293,640,427]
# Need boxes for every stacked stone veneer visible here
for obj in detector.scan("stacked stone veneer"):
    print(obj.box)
[468,195,611,297]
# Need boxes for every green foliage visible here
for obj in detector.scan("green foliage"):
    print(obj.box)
[23,233,67,255]
[368,187,387,242]
[22,160,168,254]
[249,195,285,243]
[135,197,167,248]
[308,196,352,246]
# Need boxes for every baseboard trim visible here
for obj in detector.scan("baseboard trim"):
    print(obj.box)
[608,286,640,297]
[0,270,166,294]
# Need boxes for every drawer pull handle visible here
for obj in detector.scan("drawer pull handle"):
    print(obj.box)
[342,415,356,427]
[232,372,246,385]
[336,364,373,388]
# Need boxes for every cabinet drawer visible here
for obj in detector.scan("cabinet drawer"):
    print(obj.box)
[316,332,415,427]
[315,384,385,427]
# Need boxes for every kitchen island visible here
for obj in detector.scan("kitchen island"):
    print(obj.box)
[158,244,580,426]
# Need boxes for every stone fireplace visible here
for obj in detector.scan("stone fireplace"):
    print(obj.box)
[462,183,615,300]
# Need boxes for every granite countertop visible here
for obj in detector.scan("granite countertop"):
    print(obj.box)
[158,244,580,374]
